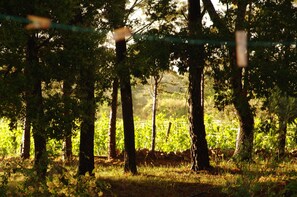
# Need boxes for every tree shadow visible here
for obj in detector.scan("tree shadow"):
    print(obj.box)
[100,177,227,197]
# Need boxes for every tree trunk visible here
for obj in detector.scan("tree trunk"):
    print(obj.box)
[116,39,137,174]
[151,76,158,153]
[232,0,254,161]
[277,116,287,158]
[187,0,211,171]
[26,35,48,179]
[64,135,72,161]
[78,67,95,175]
[32,74,47,179]
[202,0,254,161]
[232,90,254,161]
[231,47,254,161]
[21,116,30,159]
[108,78,119,160]
[63,80,73,161]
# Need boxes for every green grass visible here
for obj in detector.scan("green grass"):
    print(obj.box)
[1,156,297,197]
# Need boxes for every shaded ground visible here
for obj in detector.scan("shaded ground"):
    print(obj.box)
[101,178,226,197]
[1,149,297,197]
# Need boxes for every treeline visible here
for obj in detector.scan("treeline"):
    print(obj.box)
[0,0,297,179]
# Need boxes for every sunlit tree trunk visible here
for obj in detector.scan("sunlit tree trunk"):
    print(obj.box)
[108,78,119,159]
[187,0,211,171]
[150,76,160,153]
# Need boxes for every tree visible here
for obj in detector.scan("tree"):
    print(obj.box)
[105,0,138,174]
[187,0,211,170]
[249,0,297,157]
[71,2,107,175]
[266,88,297,158]
[203,0,254,161]
[108,78,119,160]
[131,28,172,153]
[62,79,73,162]
[0,9,27,158]
[150,74,163,153]
[0,0,108,177]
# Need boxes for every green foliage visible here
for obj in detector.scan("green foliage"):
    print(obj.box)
[0,119,22,156]
[1,111,297,158]
[0,158,109,196]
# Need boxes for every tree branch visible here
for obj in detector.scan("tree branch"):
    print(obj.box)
[202,0,231,36]
[124,0,144,24]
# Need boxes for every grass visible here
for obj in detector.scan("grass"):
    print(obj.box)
[1,154,297,197]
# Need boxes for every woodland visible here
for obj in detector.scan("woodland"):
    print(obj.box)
[0,0,297,196]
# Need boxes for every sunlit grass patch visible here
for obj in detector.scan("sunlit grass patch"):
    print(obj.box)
[1,157,297,196]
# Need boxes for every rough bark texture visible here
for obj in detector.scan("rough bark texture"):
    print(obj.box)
[26,35,47,179]
[21,117,30,159]
[78,66,95,175]
[188,0,211,171]
[116,39,137,174]
[108,78,119,159]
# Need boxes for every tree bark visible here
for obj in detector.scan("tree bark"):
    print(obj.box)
[232,83,254,161]
[277,116,287,158]
[78,66,95,175]
[108,78,119,159]
[21,116,30,159]
[64,135,72,161]
[63,79,73,162]
[151,76,158,153]
[116,39,137,174]
[26,35,47,179]
[187,0,211,171]
[232,0,254,161]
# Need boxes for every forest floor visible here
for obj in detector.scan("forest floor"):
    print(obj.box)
[1,149,297,196]
[95,149,297,197]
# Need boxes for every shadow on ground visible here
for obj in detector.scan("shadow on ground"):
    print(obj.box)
[101,177,227,197]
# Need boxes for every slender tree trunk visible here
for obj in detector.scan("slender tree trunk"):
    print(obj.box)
[63,80,73,161]
[187,0,211,171]
[277,116,287,158]
[26,35,47,179]
[231,48,254,161]
[232,0,254,161]
[78,66,95,175]
[116,39,137,174]
[21,116,30,159]
[151,76,158,153]
[108,78,119,160]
